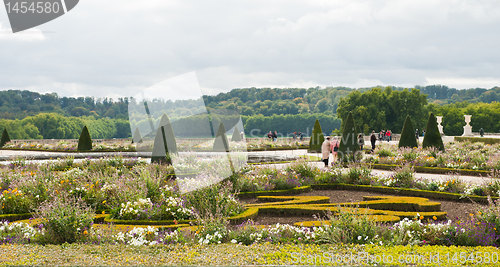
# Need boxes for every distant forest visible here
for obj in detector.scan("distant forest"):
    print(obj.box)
[0,84,500,139]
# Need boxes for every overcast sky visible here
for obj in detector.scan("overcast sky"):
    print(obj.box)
[1,0,500,100]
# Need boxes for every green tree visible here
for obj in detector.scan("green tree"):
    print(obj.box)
[422,113,445,151]
[398,115,418,148]
[77,126,92,151]
[151,114,177,165]
[308,119,324,153]
[213,122,230,152]
[231,125,242,142]
[0,128,11,148]
[338,112,359,162]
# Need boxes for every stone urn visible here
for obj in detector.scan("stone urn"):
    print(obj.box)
[462,115,473,136]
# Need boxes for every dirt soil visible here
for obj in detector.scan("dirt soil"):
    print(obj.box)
[240,189,486,226]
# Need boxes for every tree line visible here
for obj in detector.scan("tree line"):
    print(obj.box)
[336,87,500,136]
[0,113,130,140]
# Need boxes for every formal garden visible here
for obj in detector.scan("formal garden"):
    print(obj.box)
[0,153,498,265]
[1,113,500,266]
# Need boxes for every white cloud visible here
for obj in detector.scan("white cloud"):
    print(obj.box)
[0,23,46,42]
[425,77,500,89]
[1,0,500,99]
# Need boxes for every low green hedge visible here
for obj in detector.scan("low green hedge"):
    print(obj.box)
[0,147,137,153]
[311,183,499,204]
[363,163,492,177]
[455,136,500,145]
[103,207,258,226]
[0,213,32,221]
[238,186,312,198]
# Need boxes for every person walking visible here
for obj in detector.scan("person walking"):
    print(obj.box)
[379,130,383,141]
[370,130,376,152]
[272,131,278,142]
[385,130,390,142]
[330,136,340,163]
[358,133,364,150]
[415,129,419,142]
[321,136,331,167]
[267,131,272,140]
[298,131,303,141]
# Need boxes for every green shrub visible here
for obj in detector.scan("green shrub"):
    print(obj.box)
[308,119,324,153]
[132,128,142,144]
[35,195,95,244]
[338,112,360,162]
[316,208,382,245]
[0,129,10,148]
[376,148,395,157]
[422,113,445,151]
[285,159,320,181]
[345,164,372,185]
[398,115,418,148]
[185,181,244,218]
[152,114,178,164]
[77,126,92,151]
[213,123,230,152]
[231,125,242,142]
[390,164,415,188]
[0,187,32,214]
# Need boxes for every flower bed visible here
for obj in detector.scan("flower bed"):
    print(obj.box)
[364,142,500,171]
[1,156,500,249]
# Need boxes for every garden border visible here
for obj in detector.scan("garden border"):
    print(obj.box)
[361,163,492,177]
[311,183,499,204]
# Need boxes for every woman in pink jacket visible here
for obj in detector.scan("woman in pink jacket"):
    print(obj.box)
[330,136,340,163]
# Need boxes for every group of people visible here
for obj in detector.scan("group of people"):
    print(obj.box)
[378,130,392,142]
[415,129,425,140]
[266,131,304,142]
[321,131,379,167]
[292,132,304,141]
[267,131,278,142]
[321,136,340,166]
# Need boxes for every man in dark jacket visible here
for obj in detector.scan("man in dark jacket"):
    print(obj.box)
[370,130,377,152]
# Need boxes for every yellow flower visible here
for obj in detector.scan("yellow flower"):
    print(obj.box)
[102,211,105,214]
[420,216,424,220]
[83,230,88,235]
[478,211,482,215]
[102,200,106,204]
[433,216,437,220]
[469,213,474,217]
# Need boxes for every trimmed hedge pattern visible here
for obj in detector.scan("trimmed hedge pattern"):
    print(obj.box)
[455,136,500,145]
[363,163,492,177]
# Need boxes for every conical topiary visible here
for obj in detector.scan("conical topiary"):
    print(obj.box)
[152,114,178,164]
[77,126,92,151]
[132,128,142,144]
[213,123,230,152]
[422,113,445,151]
[231,125,242,142]
[398,115,418,148]
[308,119,324,153]
[338,112,360,162]
[0,129,11,148]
